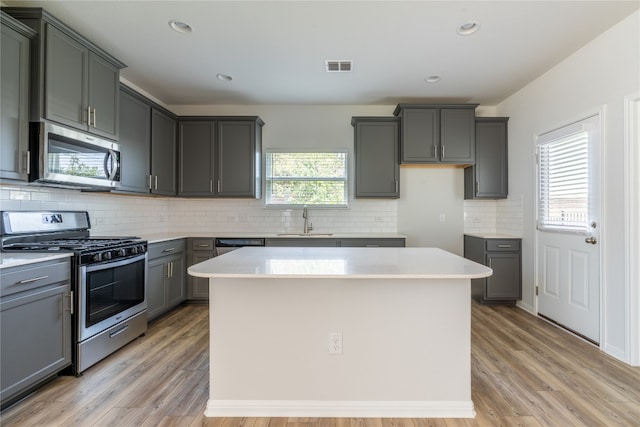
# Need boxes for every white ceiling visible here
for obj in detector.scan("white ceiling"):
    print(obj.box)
[3,0,639,106]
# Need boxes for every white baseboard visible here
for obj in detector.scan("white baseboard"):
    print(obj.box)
[204,400,476,418]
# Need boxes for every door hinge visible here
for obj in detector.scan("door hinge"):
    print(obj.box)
[535,286,539,296]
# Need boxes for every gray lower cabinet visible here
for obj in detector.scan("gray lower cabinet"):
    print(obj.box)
[393,104,478,164]
[465,117,509,199]
[1,258,72,408]
[339,238,405,247]
[464,235,522,304]
[186,238,215,300]
[351,117,400,198]
[0,12,34,182]
[178,117,263,198]
[147,239,186,321]
[4,8,124,140]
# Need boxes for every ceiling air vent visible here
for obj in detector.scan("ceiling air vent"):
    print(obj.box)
[325,60,352,72]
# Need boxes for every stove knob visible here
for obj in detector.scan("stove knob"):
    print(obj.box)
[93,253,102,263]
[137,244,145,254]
[103,251,112,261]
[130,246,138,255]
[117,248,127,257]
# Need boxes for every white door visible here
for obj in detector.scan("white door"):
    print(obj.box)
[536,114,601,343]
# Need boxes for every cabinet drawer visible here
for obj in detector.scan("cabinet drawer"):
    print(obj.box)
[190,239,214,251]
[148,239,185,260]
[486,240,520,252]
[1,259,71,298]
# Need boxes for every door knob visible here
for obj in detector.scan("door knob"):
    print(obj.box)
[585,236,597,244]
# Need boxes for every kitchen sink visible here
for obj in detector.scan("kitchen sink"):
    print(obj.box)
[276,233,334,237]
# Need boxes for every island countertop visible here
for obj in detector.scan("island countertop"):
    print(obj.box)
[188,246,492,279]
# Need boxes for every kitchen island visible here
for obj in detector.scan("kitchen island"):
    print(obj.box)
[188,247,492,418]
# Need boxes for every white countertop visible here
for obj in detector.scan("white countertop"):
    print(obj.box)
[140,232,406,244]
[464,233,522,239]
[0,252,73,269]
[188,247,492,279]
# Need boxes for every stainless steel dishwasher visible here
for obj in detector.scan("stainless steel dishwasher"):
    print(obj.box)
[214,238,265,256]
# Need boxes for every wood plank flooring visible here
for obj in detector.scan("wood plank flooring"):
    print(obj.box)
[1,302,639,426]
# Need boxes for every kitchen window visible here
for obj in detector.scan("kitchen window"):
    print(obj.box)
[265,151,348,207]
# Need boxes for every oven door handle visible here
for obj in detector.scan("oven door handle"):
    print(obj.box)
[83,253,147,273]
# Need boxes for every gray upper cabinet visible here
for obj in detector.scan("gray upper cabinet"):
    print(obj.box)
[151,109,177,196]
[465,117,509,199]
[217,121,262,198]
[393,104,477,164]
[3,8,125,140]
[1,11,35,182]
[118,85,177,196]
[118,86,151,193]
[178,121,215,196]
[178,117,263,198]
[351,117,400,198]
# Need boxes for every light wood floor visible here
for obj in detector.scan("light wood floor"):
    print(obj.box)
[1,302,639,426]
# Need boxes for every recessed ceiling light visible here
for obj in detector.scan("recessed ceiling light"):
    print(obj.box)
[169,19,192,34]
[457,20,480,35]
[425,75,441,83]
[216,74,233,81]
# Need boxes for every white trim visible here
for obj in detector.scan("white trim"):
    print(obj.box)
[205,400,476,418]
[624,92,640,366]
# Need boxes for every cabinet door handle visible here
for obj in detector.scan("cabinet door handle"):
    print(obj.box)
[476,180,480,194]
[162,247,176,253]
[148,175,153,190]
[92,108,97,128]
[441,145,445,158]
[217,180,221,193]
[87,105,92,126]
[24,150,31,174]
[497,244,512,248]
[210,179,213,193]
[18,275,48,284]
[155,175,159,190]
[196,244,210,248]
[395,180,399,193]
[433,145,438,158]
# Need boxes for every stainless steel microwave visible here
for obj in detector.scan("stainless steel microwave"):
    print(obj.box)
[30,122,121,189]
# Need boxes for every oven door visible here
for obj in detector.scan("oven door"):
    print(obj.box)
[78,254,147,342]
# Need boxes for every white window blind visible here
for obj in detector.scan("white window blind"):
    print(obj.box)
[265,151,348,207]
[537,129,590,232]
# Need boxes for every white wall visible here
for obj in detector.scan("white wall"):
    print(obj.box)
[496,11,640,363]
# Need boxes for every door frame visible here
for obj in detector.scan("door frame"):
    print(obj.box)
[624,92,640,366]
[533,106,605,348]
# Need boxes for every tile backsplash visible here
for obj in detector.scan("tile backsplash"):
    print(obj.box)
[464,194,523,236]
[0,184,397,236]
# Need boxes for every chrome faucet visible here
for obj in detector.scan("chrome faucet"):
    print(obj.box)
[303,205,313,234]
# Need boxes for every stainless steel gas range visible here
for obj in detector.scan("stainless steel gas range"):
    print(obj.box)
[1,211,148,375]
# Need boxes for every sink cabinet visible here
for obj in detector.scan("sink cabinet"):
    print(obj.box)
[464,235,521,304]
[4,8,125,140]
[351,117,400,198]
[147,239,186,321]
[1,257,72,409]
[393,104,477,164]
[1,11,35,182]
[465,117,509,199]
[178,117,264,198]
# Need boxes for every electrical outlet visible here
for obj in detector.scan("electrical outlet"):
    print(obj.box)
[328,332,343,355]
[439,213,446,222]
[374,216,384,223]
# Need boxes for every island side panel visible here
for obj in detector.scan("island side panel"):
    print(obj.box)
[206,276,472,416]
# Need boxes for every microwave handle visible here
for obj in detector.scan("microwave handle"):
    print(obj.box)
[104,150,119,180]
